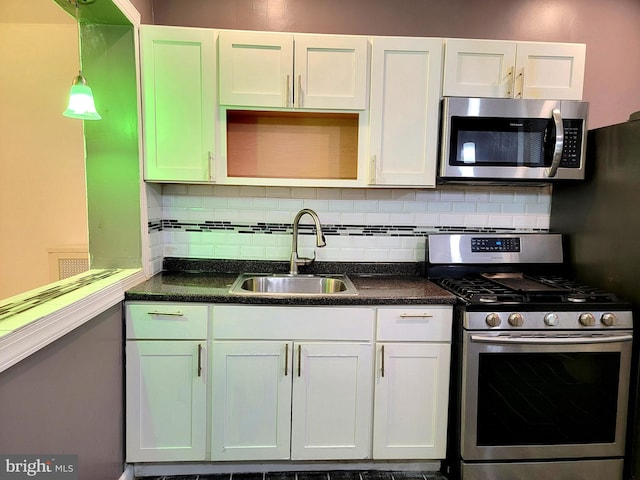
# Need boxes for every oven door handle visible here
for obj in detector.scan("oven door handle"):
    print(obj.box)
[470,334,633,345]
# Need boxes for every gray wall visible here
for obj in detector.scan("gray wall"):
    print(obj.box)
[0,305,124,480]
[150,0,640,130]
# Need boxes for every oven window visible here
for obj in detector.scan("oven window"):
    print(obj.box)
[450,117,550,167]
[477,352,620,446]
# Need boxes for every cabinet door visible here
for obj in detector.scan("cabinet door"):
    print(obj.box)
[291,342,373,460]
[515,42,585,100]
[126,340,207,462]
[211,341,293,461]
[443,38,517,98]
[218,31,293,108]
[294,34,369,110]
[140,26,216,182]
[369,37,443,187]
[373,343,451,459]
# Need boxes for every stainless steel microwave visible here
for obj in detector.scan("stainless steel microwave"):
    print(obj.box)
[439,97,589,183]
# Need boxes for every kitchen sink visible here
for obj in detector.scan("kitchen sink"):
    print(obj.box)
[229,273,358,296]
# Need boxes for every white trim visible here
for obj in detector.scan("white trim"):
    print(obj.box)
[0,269,145,374]
[117,465,135,480]
[112,0,141,27]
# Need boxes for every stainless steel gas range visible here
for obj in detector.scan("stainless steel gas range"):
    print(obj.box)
[427,233,633,480]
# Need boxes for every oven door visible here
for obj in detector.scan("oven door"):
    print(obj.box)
[461,330,632,461]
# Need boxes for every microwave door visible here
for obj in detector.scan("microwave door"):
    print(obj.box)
[546,109,564,178]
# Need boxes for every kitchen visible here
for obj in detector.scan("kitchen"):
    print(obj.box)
[2,0,640,480]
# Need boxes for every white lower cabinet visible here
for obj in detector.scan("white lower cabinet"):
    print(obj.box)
[210,305,374,461]
[372,306,453,459]
[125,303,209,462]
[125,302,453,464]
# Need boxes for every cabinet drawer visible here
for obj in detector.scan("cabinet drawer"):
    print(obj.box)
[213,305,374,341]
[376,306,452,342]
[126,302,208,339]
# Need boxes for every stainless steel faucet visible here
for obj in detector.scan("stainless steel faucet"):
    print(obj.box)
[289,209,326,275]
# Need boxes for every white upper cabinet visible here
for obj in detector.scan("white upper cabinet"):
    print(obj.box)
[219,31,369,109]
[368,37,443,187]
[443,38,585,100]
[140,26,216,182]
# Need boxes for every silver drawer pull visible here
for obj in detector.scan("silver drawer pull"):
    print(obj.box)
[147,310,184,317]
[399,313,433,318]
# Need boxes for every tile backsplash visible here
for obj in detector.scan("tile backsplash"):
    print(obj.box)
[147,184,552,273]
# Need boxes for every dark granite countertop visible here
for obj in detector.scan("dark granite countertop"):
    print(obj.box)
[125,259,456,306]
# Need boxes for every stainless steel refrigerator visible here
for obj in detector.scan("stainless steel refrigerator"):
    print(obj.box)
[551,117,640,480]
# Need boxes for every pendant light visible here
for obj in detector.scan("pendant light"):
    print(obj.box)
[63,0,101,120]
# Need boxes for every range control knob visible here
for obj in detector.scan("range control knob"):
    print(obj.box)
[601,313,618,327]
[544,313,559,326]
[508,313,524,327]
[485,313,502,327]
[579,312,596,327]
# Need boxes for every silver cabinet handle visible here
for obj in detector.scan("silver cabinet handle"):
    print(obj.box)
[515,68,524,98]
[284,343,289,376]
[547,108,564,178]
[286,74,291,108]
[381,344,385,378]
[297,74,302,108]
[369,155,377,184]
[506,66,514,97]
[147,310,184,317]
[297,344,302,377]
[197,344,203,377]
[399,313,434,318]
[208,151,215,182]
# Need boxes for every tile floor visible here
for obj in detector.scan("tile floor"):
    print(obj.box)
[141,471,448,480]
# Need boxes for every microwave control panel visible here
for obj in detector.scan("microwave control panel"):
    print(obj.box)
[559,119,584,168]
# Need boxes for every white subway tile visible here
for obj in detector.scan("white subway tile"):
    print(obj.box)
[463,214,490,227]
[452,202,476,213]
[427,202,453,213]
[214,245,242,258]
[402,201,427,213]
[476,202,502,214]
[237,210,266,223]
[240,246,266,259]
[438,213,465,226]
[378,200,404,213]
[354,200,379,213]
[240,186,267,197]
[189,244,215,258]
[291,187,318,199]
[213,185,241,197]
[341,189,367,200]
[267,187,293,198]
[340,212,363,225]
[503,203,527,214]
[414,213,440,226]
[174,195,202,208]
[365,212,392,225]
[366,189,393,200]
[163,184,188,195]
[387,213,416,225]
[187,184,216,196]
[488,215,514,228]
[265,246,290,260]
[415,189,441,201]
[391,189,416,200]
[303,199,330,212]
[278,198,304,211]
[536,216,550,230]
[513,215,538,229]
[364,249,391,261]
[526,203,551,215]
[462,189,490,202]
[316,188,343,200]
[441,189,467,201]
[252,197,280,210]
[328,200,354,212]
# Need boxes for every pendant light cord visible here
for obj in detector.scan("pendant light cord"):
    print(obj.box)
[73,0,83,77]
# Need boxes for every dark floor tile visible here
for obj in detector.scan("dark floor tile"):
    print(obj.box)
[327,471,361,480]
[360,471,393,480]
[265,473,296,480]
[232,474,263,480]
[296,472,329,480]
[391,473,426,480]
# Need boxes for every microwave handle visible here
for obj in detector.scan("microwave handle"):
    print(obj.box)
[546,108,564,178]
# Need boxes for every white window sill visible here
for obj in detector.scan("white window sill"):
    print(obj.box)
[0,268,146,373]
